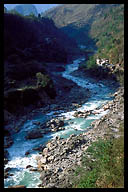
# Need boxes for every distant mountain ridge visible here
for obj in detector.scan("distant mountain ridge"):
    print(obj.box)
[13,4,38,16]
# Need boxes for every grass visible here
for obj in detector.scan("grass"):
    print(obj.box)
[72,122,124,188]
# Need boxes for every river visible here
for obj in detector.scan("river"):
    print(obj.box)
[4,57,118,188]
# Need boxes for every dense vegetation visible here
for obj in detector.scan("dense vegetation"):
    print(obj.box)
[4,12,77,115]
[86,5,124,84]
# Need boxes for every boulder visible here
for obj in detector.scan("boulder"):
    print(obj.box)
[42,148,49,156]
[25,129,43,139]
[40,157,47,164]
[26,165,33,169]
[29,168,38,171]
[25,151,30,155]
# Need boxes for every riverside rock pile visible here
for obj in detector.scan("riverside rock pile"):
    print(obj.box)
[35,87,124,188]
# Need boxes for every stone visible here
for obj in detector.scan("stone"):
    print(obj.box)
[48,155,55,162]
[25,129,43,139]
[26,165,33,169]
[40,157,47,164]
[5,167,11,172]
[4,172,9,179]
[30,168,38,171]
[9,173,14,176]
[25,151,30,156]
[8,185,26,188]
[42,148,49,156]
[40,171,47,180]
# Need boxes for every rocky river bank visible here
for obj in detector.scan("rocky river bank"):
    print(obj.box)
[4,57,123,188]
[34,87,124,188]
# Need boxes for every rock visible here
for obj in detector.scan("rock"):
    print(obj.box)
[46,183,56,188]
[29,168,38,171]
[9,173,14,176]
[42,148,49,156]
[40,157,47,164]
[25,151,30,156]
[72,103,82,108]
[5,167,11,172]
[8,185,26,188]
[26,165,33,169]
[47,155,55,162]
[33,144,45,151]
[40,171,47,180]
[4,172,9,179]
[46,118,64,132]
[4,158,8,164]
[25,129,43,139]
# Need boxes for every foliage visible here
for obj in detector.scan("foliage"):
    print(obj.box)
[36,72,50,88]
[86,55,97,69]
[90,4,124,68]
[72,122,124,188]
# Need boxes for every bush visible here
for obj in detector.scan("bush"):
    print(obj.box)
[86,55,97,69]
[36,72,50,88]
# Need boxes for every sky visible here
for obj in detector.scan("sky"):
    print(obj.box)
[4,4,60,13]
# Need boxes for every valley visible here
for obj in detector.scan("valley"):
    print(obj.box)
[4,4,124,188]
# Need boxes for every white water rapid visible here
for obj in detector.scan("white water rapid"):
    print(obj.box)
[4,57,117,188]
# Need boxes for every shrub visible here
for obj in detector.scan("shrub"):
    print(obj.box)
[36,72,50,88]
[86,55,97,69]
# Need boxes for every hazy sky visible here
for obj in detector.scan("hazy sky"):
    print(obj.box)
[4,4,60,13]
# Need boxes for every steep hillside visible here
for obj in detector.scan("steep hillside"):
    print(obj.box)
[12,4,38,16]
[43,4,124,84]
[4,12,77,115]
[43,4,118,45]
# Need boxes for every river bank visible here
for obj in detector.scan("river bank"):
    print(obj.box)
[34,86,124,188]
[4,57,122,188]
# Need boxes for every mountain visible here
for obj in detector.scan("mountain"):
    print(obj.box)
[42,4,119,45]
[13,4,38,16]
[43,4,124,84]
[4,4,59,14]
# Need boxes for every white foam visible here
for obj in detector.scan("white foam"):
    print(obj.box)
[5,154,38,169]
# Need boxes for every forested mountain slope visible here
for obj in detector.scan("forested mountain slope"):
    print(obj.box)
[4,12,77,115]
